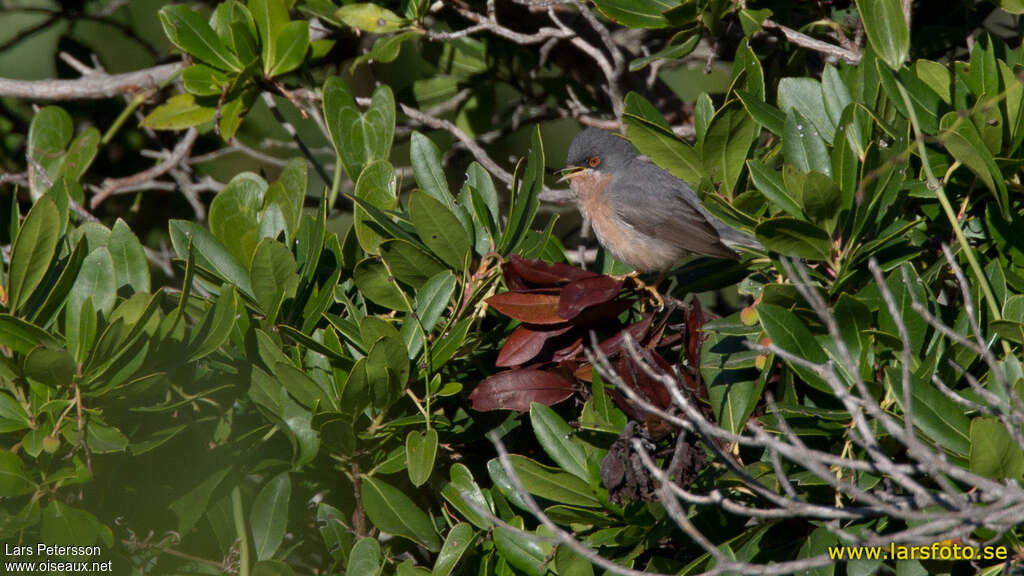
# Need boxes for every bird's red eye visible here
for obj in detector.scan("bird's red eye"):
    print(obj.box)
[588,156,601,168]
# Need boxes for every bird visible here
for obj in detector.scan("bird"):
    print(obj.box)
[560,128,760,289]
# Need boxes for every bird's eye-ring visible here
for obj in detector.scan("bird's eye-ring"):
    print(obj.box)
[588,156,601,168]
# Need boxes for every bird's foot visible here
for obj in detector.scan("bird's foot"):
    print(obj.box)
[614,271,665,310]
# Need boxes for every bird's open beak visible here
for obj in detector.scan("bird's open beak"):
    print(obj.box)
[557,166,586,183]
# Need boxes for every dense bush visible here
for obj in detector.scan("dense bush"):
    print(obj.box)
[1,0,1023,574]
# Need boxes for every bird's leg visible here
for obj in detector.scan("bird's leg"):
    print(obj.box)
[614,271,667,309]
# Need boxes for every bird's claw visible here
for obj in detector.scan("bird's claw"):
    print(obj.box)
[614,271,665,310]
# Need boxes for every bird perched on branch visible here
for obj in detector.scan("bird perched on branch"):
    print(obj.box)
[560,128,760,289]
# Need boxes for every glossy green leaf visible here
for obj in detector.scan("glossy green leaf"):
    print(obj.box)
[108,219,151,294]
[432,523,475,576]
[353,258,409,311]
[250,239,298,323]
[441,462,493,529]
[499,126,544,254]
[778,77,834,144]
[555,546,595,576]
[380,239,447,288]
[323,77,395,181]
[409,192,471,271]
[755,217,832,261]
[410,131,454,210]
[250,0,287,74]
[530,403,588,481]
[169,220,254,297]
[970,417,1024,479]
[856,0,909,69]
[783,110,831,177]
[361,475,441,551]
[347,537,383,576]
[757,303,830,392]
[252,472,291,560]
[209,172,267,266]
[24,347,76,389]
[141,94,216,130]
[267,20,309,77]
[700,101,758,196]
[41,501,112,546]
[495,455,600,508]
[27,106,72,192]
[0,451,35,497]
[747,160,802,218]
[406,428,438,487]
[0,391,31,432]
[188,286,237,362]
[353,160,398,254]
[591,0,674,28]
[623,112,703,185]
[493,518,550,576]
[182,63,230,96]
[335,3,406,32]
[159,5,241,71]
[735,90,785,135]
[8,196,60,312]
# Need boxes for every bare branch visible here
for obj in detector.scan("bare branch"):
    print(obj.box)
[0,62,183,101]
[90,127,199,208]
[761,19,861,64]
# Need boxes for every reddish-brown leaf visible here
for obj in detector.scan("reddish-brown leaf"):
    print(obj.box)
[573,300,631,328]
[470,369,576,412]
[496,324,572,367]
[614,349,673,412]
[487,290,563,324]
[599,314,654,357]
[558,276,623,320]
[685,297,706,368]
[503,255,600,288]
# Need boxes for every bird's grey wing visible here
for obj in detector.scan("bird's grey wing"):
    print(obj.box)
[606,170,739,260]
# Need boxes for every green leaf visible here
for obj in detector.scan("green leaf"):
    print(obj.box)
[169,467,232,535]
[856,0,909,69]
[335,3,406,32]
[940,112,1009,218]
[500,126,545,254]
[169,220,254,297]
[970,417,1024,479]
[432,523,475,576]
[354,160,398,254]
[409,192,471,271]
[406,429,438,487]
[350,30,417,71]
[263,158,306,243]
[629,30,700,71]
[591,0,674,28]
[27,106,73,192]
[555,546,595,576]
[623,113,703,185]
[887,367,970,457]
[324,77,395,181]
[60,127,99,184]
[700,101,758,196]
[108,219,151,294]
[380,239,447,287]
[252,472,291,560]
[623,92,672,130]
[250,239,298,323]
[209,171,268,266]
[0,451,35,497]
[182,64,231,96]
[361,475,441,551]
[141,94,216,130]
[41,501,112,547]
[24,347,76,390]
[252,561,294,576]
[1000,0,1024,13]
[249,0,288,74]
[0,316,60,356]
[353,258,409,311]
[67,247,117,331]
[188,286,237,362]
[530,403,588,481]
[159,5,242,72]
[877,263,928,355]
[915,59,952,104]
[757,303,830,392]
[267,20,309,77]
[747,160,802,218]
[493,518,550,576]
[440,463,493,529]
[755,217,832,261]
[702,325,763,434]
[735,90,785,135]
[8,195,60,312]
[801,171,842,234]
[778,77,834,144]
[493,455,600,508]
[347,537,383,576]
[410,132,454,210]
[0,391,31,432]
[784,110,831,177]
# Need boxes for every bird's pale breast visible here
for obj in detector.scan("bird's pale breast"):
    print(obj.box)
[571,173,682,272]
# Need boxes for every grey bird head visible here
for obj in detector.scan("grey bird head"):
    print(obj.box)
[564,128,638,176]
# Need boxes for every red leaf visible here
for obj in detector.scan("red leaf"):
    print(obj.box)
[496,324,572,367]
[572,300,631,328]
[487,290,563,324]
[599,314,654,357]
[470,369,576,412]
[685,297,706,368]
[558,276,623,320]
[504,255,599,287]
[615,349,673,412]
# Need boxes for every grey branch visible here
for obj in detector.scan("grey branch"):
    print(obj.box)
[90,127,199,208]
[762,19,861,64]
[0,62,183,101]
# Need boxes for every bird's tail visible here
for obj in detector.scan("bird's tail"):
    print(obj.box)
[716,225,763,252]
